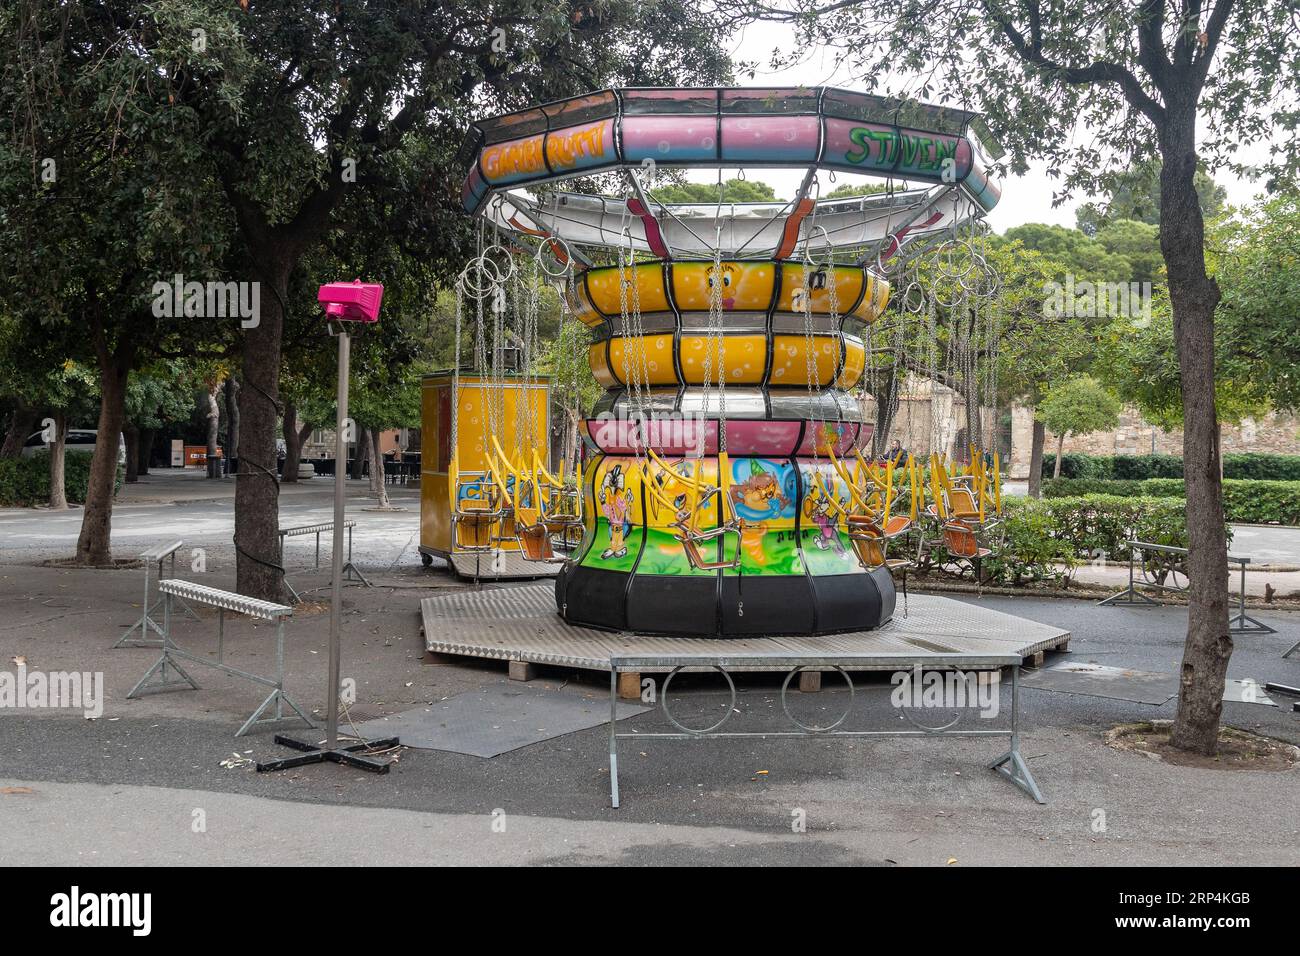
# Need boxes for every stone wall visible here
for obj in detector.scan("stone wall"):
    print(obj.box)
[1008,404,1300,477]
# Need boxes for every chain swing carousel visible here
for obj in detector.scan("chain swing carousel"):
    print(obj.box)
[436,86,1011,638]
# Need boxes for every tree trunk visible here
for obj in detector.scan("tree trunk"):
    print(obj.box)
[48,411,67,510]
[351,427,369,481]
[282,401,307,484]
[234,260,289,602]
[224,375,240,476]
[123,424,140,483]
[138,427,154,475]
[204,383,222,479]
[369,428,391,508]
[2,403,39,459]
[1027,417,1045,499]
[1052,432,1065,479]
[76,340,131,564]
[872,366,900,458]
[1160,119,1231,756]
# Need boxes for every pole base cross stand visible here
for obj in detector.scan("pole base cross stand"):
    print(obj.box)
[257,733,400,774]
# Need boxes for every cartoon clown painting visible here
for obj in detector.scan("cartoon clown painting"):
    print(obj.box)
[598,463,635,560]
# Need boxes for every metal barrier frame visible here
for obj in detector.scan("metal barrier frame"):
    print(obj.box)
[1099,539,1279,639]
[127,580,315,737]
[277,520,370,603]
[607,652,1042,809]
[114,540,198,648]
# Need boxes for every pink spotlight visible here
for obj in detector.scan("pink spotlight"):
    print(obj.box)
[317,280,384,323]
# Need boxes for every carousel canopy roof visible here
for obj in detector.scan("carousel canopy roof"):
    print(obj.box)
[459,87,1003,271]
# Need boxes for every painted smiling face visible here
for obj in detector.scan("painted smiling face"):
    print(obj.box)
[672,262,773,314]
[707,263,739,310]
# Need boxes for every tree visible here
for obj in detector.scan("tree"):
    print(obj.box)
[650,177,778,203]
[1,2,239,562]
[727,0,1300,754]
[1211,192,1300,413]
[1093,219,1164,285]
[1003,223,1137,282]
[157,0,732,601]
[823,182,888,199]
[1038,375,1123,476]
[124,364,196,482]
[1076,157,1227,233]
[1095,296,1268,429]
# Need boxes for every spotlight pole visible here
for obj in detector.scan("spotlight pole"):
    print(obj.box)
[257,282,397,775]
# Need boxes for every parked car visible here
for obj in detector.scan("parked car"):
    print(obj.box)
[22,428,126,465]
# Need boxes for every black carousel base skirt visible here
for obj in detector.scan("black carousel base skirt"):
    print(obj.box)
[555,562,896,638]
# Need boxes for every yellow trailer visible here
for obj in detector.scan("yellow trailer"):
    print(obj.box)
[418,371,556,579]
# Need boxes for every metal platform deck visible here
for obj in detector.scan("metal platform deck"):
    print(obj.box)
[420,584,1071,673]
[422,548,562,581]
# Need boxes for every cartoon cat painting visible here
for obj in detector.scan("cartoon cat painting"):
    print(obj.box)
[729,459,790,515]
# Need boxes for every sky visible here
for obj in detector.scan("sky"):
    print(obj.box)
[665,20,1271,233]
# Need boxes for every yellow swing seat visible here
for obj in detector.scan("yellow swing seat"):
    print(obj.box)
[643,451,743,572]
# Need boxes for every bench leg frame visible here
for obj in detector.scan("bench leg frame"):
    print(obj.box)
[127,599,314,738]
[115,553,199,648]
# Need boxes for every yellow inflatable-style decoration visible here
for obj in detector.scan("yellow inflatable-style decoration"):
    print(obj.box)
[566,260,891,328]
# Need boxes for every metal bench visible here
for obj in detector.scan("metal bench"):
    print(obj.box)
[277,520,370,603]
[1099,539,1280,642]
[606,650,1041,809]
[127,580,315,737]
[114,540,198,648]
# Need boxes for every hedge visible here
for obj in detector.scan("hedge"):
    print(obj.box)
[974,495,1228,587]
[1041,478,1300,525]
[1041,452,1300,481]
[0,450,122,506]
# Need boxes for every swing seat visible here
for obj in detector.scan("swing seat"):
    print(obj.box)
[848,515,913,570]
[516,523,558,562]
[543,514,582,534]
[453,497,505,551]
[946,488,982,520]
[943,522,992,560]
[851,536,887,568]
[672,518,743,571]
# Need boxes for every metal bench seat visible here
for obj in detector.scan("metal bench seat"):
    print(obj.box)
[127,580,313,737]
[115,540,198,648]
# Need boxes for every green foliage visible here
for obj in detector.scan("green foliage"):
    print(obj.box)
[1092,219,1163,285]
[1094,295,1269,428]
[1041,452,1300,481]
[1038,375,1122,439]
[0,451,121,506]
[1002,223,1139,284]
[979,493,1226,587]
[981,503,1078,586]
[1210,192,1300,413]
[125,362,200,431]
[1223,453,1300,481]
[822,182,888,199]
[1075,158,1228,233]
[1042,478,1300,526]
[650,178,777,204]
